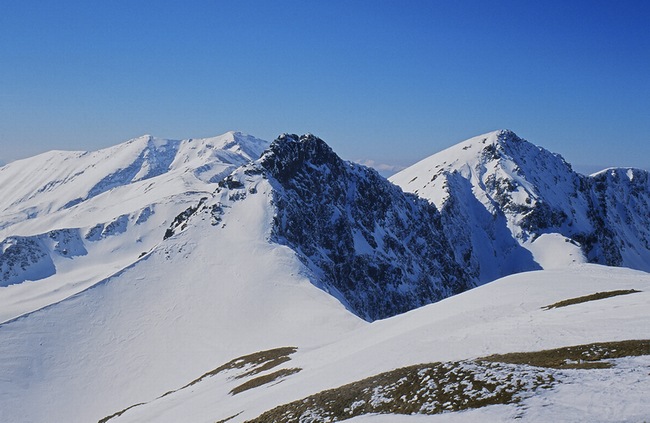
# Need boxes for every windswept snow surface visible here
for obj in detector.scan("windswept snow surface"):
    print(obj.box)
[0,131,269,322]
[104,265,650,423]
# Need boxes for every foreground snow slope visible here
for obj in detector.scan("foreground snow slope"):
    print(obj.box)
[105,264,650,423]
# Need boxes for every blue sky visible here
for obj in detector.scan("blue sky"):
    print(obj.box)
[1,0,648,173]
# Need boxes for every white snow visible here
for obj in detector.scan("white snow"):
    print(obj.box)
[0,131,269,322]
[1,131,648,423]
[390,130,650,275]
[103,265,650,423]
[0,174,364,423]
[524,233,587,269]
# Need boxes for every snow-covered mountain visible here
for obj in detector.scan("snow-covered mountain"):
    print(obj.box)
[4,129,648,324]
[391,129,650,281]
[0,131,267,233]
[0,131,269,321]
[0,130,649,422]
[1,132,477,323]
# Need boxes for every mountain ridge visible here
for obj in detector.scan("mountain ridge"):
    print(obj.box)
[0,130,649,422]
[391,129,650,275]
[0,131,270,322]
[2,129,649,322]
[159,133,475,320]
[0,131,268,228]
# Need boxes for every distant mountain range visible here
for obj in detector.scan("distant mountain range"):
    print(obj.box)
[0,132,268,321]
[1,130,648,422]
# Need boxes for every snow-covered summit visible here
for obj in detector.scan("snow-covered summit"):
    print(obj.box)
[391,129,574,213]
[391,130,650,274]
[0,131,268,233]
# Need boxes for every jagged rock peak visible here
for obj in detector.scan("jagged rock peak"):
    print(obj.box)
[485,130,569,165]
[456,129,521,147]
[453,128,528,149]
[260,133,341,182]
[494,128,520,141]
[252,133,471,321]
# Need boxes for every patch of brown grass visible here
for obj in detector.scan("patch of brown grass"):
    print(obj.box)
[542,289,641,310]
[169,346,297,394]
[230,368,302,395]
[245,361,554,422]
[245,339,650,422]
[481,339,650,369]
[98,347,297,422]
[97,403,144,423]
[215,411,243,422]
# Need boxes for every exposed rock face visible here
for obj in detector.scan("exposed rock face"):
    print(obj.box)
[582,168,650,267]
[0,229,87,287]
[261,134,470,320]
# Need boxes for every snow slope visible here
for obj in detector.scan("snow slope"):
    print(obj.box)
[0,169,364,423]
[103,264,650,423]
[1,130,649,423]
[0,131,268,322]
[0,132,267,234]
[390,129,650,277]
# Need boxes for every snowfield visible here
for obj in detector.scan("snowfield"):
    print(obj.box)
[104,265,650,423]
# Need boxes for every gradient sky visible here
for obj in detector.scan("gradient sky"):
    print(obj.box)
[1,0,648,174]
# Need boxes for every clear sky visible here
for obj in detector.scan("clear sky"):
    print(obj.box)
[1,0,648,174]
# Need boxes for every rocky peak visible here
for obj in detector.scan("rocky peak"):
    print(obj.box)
[257,134,470,321]
[494,129,523,145]
[260,133,341,183]
[486,129,520,148]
